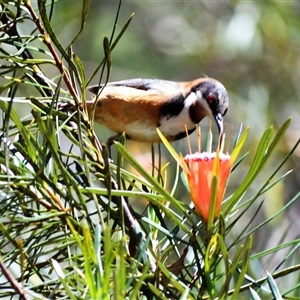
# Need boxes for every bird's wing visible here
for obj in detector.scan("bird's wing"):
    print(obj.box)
[87,78,182,95]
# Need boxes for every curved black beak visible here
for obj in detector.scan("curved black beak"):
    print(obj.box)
[214,113,224,134]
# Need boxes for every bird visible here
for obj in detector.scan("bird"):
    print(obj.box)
[86,77,228,148]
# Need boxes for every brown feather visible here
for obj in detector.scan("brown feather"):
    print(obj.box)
[86,86,182,142]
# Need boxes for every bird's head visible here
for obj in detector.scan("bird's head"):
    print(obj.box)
[192,78,229,134]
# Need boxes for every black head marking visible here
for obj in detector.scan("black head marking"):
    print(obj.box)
[195,80,229,117]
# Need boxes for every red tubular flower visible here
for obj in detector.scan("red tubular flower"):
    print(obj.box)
[156,126,249,224]
[184,151,232,222]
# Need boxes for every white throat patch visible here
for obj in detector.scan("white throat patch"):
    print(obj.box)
[159,92,198,136]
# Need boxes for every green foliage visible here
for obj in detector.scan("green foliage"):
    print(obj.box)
[0,1,300,299]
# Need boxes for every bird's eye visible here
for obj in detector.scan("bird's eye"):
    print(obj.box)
[207,94,216,104]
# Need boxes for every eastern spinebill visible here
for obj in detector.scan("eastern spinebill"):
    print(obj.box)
[86,77,228,145]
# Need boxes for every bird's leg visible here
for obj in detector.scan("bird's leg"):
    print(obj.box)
[106,133,123,158]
